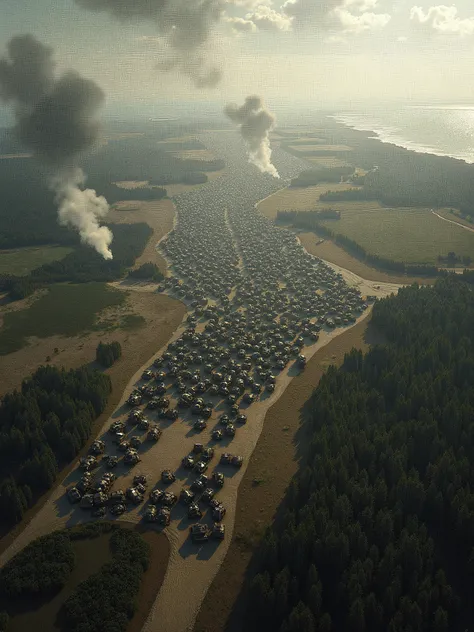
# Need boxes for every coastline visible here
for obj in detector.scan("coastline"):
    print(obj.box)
[329,111,474,165]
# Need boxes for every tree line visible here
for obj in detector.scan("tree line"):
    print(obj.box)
[245,276,474,632]
[0,364,111,526]
[277,210,341,224]
[278,211,442,277]
[320,189,376,202]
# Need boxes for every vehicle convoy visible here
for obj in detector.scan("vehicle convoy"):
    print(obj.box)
[65,133,367,539]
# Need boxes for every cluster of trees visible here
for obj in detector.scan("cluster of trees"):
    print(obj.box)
[0,532,74,597]
[0,364,111,525]
[246,276,474,632]
[283,215,441,277]
[277,210,340,225]
[61,528,150,632]
[96,341,122,368]
[437,252,472,267]
[128,262,164,281]
[319,189,376,202]
[0,222,153,299]
[100,183,167,204]
[290,167,354,188]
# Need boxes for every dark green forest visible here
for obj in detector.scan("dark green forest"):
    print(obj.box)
[246,277,474,632]
[0,365,111,526]
[0,159,77,249]
[0,532,74,598]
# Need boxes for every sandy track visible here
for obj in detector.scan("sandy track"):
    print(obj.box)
[0,271,399,632]
[140,277,400,632]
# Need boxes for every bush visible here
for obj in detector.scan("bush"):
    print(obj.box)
[0,611,8,631]
[96,341,122,368]
[128,262,164,282]
[0,532,74,598]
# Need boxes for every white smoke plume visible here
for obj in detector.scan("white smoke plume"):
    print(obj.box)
[53,168,113,260]
[0,35,113,259]
[224,95,279,178]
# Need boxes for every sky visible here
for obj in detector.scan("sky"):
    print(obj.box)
[2,0,474,112]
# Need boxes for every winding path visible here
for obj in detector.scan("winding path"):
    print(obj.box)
[431,209,474,234]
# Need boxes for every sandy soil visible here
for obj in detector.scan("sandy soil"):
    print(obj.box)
[194,316,377,632]
[126,527,170,632]
[0,290,184,398]
[109,199,176,274]
[299,232,437,285]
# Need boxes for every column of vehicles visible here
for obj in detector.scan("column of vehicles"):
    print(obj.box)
[65,133,367,544]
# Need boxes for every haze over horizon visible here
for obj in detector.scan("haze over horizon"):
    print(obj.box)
[2,0,474,111]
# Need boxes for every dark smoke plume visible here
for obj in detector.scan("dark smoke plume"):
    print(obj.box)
[74,0,223,87]
[0,35,112,259]
[225,95,279,177]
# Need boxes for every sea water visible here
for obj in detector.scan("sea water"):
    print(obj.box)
[332,105,474,164]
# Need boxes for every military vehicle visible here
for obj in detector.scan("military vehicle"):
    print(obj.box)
[161,469,176,484]
[190,523,211,542]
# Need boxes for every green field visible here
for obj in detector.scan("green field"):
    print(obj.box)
[0,246,74,276]
[0,282,126,355]
[320,208,474,264]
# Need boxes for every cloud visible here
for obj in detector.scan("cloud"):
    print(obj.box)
[410,5,474,36]
[343,0,379,11]
[224,16,258,32]
[74,0,224,86]
[282,0,341,29]
[246,5,293,31]
[225,0,273,6]
[333,6,391,33]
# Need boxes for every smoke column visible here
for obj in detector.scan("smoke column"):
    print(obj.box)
[74,0,223,88]
[0,35,113,259]
[224,95,279,178]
